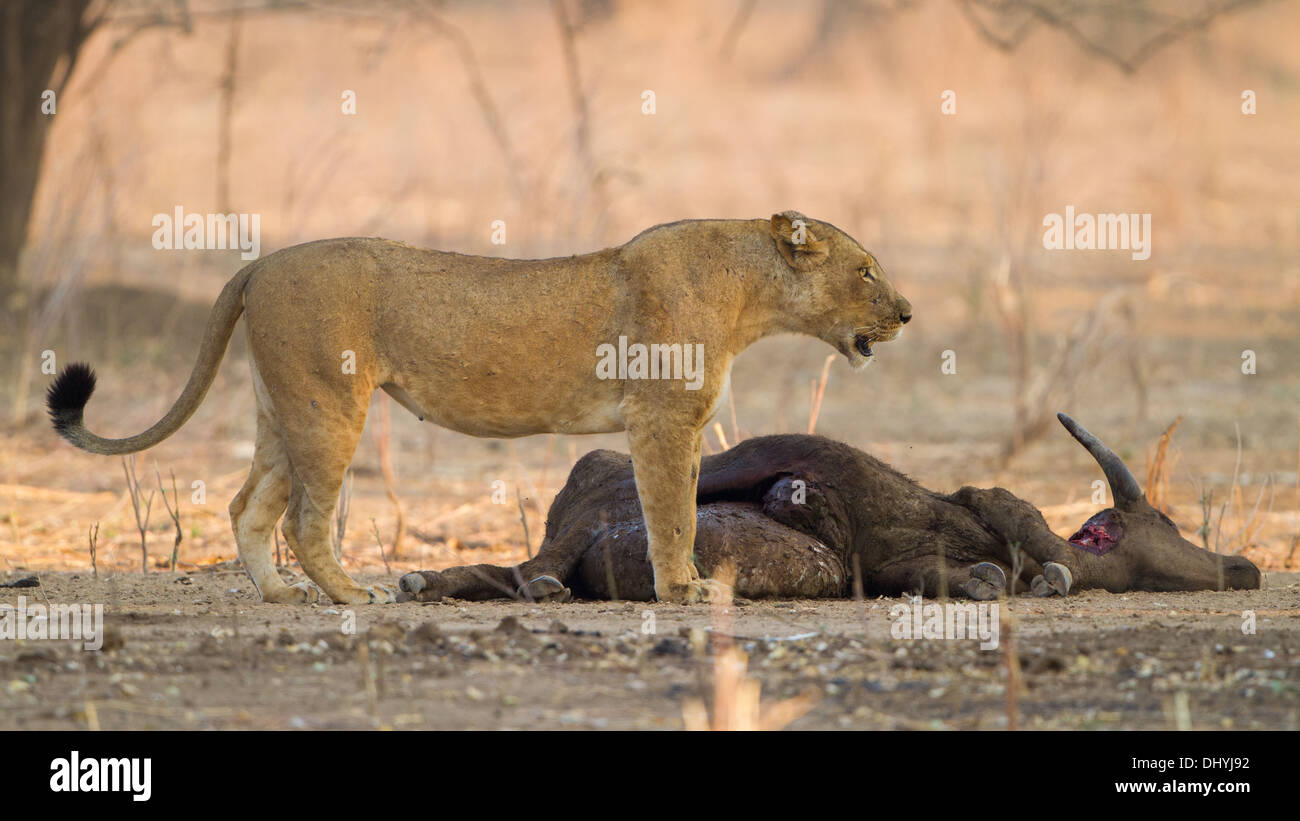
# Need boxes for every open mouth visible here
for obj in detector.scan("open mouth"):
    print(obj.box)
[1068,512,1123,555]
[853,334,874,357]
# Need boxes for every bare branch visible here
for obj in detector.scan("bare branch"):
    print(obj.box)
[959,0,1274,74]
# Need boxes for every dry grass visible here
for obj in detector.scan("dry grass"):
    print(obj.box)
[807,354,836,436]
[683,564,819,731]
[120,455,154,574]
[1001,605,1023,731]
[1145,415,1183,514]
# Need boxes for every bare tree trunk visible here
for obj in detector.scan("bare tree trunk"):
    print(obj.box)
[0,0,98,300]
[550,0,608,241]
[215,9,241,213]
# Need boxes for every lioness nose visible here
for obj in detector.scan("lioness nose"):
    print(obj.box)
[897,297,913,324]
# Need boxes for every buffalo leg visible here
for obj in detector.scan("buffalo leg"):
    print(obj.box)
[949,486,1077,595]
[397,517,601,602]
[867,557,1037,600]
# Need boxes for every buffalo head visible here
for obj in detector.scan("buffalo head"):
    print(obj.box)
[1056,413,1262,592]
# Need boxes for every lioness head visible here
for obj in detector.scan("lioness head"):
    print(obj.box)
[768,210,912,369]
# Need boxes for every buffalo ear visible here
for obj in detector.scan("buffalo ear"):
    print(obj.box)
[770,210,829,271]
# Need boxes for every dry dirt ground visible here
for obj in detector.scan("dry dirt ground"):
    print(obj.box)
[1,568,1296,731]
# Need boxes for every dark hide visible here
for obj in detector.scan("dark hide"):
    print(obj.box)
[398,415,1262,602]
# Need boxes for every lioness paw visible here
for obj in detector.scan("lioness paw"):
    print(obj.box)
[331,584,397,605]
[660,577,731,604]
[261,581,320,604]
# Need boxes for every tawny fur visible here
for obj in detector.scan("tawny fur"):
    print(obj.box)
[47,211,912,605]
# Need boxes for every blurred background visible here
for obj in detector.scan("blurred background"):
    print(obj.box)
[1,0,1297,576]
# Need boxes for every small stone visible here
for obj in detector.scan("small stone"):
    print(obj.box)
[496,616,528,636]
[409,622,443,647]
[368,620,406,645]
[99,624,125,652]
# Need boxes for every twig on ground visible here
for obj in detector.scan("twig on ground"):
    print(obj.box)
[369,518,392,575]
[88,522,99,577]
[154,465,183,570]
[121,455,154,573]
[516,487,532,559]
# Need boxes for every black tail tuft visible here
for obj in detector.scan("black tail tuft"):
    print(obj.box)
[46,362,97,438]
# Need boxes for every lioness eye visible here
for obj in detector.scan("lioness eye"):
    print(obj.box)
[859,266,874,281]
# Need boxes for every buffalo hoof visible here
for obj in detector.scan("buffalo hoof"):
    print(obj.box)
[1031,562,1073,597]
[964,562,1006,600]
[397,571,441,602]
[517,575,572,603]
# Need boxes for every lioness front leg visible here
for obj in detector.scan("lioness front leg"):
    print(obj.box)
[625,421,726,603]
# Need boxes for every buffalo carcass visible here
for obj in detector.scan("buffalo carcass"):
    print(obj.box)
[397,414,1262,602]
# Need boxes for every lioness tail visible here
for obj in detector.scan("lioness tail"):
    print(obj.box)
[46,263,255,455]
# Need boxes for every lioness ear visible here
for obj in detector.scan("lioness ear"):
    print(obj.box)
[769,210,829,271]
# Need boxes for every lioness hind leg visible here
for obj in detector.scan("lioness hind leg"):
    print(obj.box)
[273,396,395,604]
[229,414,318,603]
[281,472,395,604]
[253,351,395,604]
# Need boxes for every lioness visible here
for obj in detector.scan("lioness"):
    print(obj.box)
[47,211,911,604]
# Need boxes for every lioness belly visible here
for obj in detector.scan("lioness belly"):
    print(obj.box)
[363,243,632,436]
[384,362,626,437]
